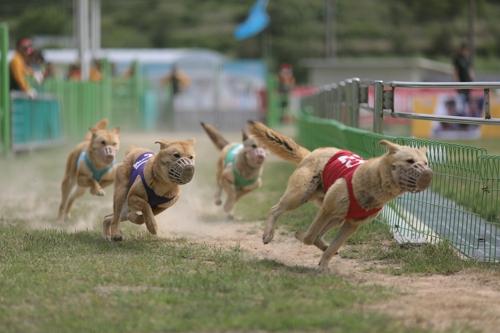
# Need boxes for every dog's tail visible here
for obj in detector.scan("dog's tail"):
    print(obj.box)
[84,118,109,140]
[247,120,310,165]
[200,122,229,150]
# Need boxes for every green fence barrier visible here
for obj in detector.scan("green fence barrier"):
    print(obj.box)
[266,75,281,127]
[41,68,153,140]
[11,92,62,151]
[0,23,10,155]
[297,108,500,262]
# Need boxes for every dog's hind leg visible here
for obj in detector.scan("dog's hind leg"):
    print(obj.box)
[263,167,320,244]
[63,186,86,219]
[57,176,75,222]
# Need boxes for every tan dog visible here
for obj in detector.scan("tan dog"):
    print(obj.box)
[103,139,195,241]
[248,121,433,270]
[201,122,266,219]
[58,119,120,222]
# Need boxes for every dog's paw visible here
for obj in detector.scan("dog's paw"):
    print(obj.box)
[226,213,235,221]
[295,230,305,242]
[111,234,123,242]
[317,263,331,273]
[91,187,105,196]
[262,230,274,244]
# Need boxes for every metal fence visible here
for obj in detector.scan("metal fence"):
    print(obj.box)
[298,78,500,262]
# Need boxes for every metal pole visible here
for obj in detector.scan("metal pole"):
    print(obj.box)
[373,81,384,133]
[77,0,90,80]
[90,0,101,58]
[484,88,491,119]
[0,23,10,155]
[351,78,360,128]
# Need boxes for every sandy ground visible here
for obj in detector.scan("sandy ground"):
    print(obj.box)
[2,130,500,332]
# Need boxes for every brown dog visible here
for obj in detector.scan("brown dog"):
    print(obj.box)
[58,119,120,222]
[248,121,433,270]
[103,139,195,241]
[201,122,266,219]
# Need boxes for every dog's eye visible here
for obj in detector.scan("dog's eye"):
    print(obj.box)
[173,153,181,159]
[101,140,106,145]
[252,144,257,149]
[406,159,415,164]
[111,142,117,146]
[188,155,194,160]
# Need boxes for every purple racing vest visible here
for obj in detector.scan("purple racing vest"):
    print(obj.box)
[129,152,174,208]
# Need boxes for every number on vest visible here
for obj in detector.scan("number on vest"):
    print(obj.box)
[337,154,364,168]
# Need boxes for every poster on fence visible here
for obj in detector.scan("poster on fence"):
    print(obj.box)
[431,93,484,140]
[411,90,500,139]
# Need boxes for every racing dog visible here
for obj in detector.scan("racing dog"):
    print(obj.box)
[57,118,120,222]
[247,121,433,270]
[201,122,266,219]
[103,139,195,241]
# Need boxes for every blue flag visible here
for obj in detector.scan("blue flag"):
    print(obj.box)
[234,0,270,40]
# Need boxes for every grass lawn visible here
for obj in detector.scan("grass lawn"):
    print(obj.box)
[0,225,430,333]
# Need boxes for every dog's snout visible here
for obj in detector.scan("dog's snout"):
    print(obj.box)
[416,168,433,191]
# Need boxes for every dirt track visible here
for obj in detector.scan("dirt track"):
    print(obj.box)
[2,131,500,333]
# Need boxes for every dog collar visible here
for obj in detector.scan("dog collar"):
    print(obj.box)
[224,144,258,189]
[78,151,114,182]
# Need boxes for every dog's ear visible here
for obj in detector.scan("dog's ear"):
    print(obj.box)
[89,127,98,138]
[155,139,171,150]
[419,146,427,154]
[242,129,249,142]
[379,139,401,154]
[112,127,120,135]
[186,138,196,145]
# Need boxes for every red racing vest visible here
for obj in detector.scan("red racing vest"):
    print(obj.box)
[322,150,382,220]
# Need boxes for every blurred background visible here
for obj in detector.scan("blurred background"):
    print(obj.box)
[1,0,499,153]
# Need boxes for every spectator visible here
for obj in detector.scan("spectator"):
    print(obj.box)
[161,63,190,96]
[67,64,81,81]
[9,37,36,98]
[89,59,102,82]
[452,42,474,103]
[278,63,295,123]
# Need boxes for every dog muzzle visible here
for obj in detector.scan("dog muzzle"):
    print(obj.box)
[168,157,195,184]
[398,163,433,193]
[100,146,116,162]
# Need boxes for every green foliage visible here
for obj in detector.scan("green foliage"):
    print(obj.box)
[2,0,500,80]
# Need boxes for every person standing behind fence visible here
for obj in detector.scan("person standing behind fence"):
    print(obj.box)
[9,37,36,98]
[162,64,190,97]
[278,63,295,123]
[161,64,190,116]
[452,42,475,103]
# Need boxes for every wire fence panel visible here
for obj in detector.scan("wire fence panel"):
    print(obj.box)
[297,79,500,262]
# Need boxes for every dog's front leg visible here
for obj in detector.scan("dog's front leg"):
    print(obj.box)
[77,174,104,196]
[236,179,261,201]
[318,221,359,271]
[142,203,158,235]
[108,172,129,241]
